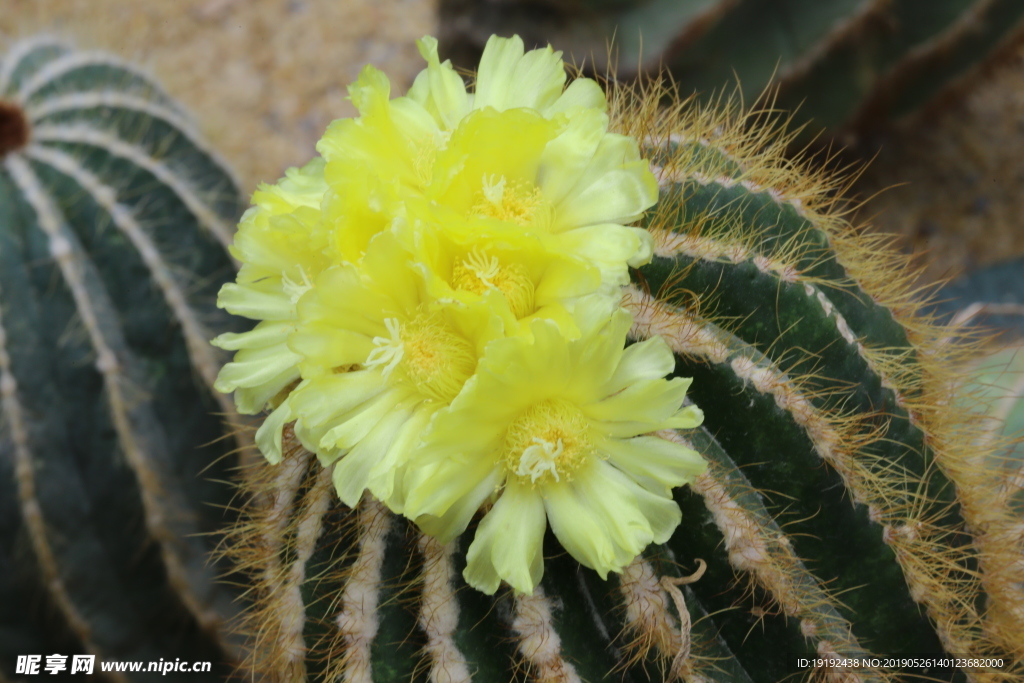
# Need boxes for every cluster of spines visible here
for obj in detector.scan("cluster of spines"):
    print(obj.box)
[0,35,248,674]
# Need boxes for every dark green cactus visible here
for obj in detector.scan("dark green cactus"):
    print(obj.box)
[0,36,247,679]
[224,81,1024,682]
[438,0,1024,140]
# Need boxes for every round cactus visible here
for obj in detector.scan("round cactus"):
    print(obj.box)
[217,40,1024,683]
[438,0,1024,140]
[0,36,247,678]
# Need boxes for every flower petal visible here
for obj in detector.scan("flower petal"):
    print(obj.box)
[217,283,294,320]
[411,465,502,543]
[544,468,632,577]
[464,478,546,594]
[553,133,658,229]
[585,377,691,429]
[545,460,679,577]
[319,387,410,452]
[332,404,413,507]
[474,34,565,113]
[604,335,677,395]
[404,451,498,521]
[547,77,606,116]
[367,403,436,511]
[415,35,470,130]
[254,393,297,464]
[597,434,707,495]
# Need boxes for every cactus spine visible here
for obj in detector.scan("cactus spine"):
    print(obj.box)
[0,36,246,678]
[223,75,1024,681]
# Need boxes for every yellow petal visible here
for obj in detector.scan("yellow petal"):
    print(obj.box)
[474,34,565,114]
[597,434,707,495]
[415,35,470,130]
[464,478,546,595]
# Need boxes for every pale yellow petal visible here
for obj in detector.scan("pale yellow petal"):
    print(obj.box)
[319,387,410,451]
[546,77,606,116]
[410,465,502,543]
[331,405,412,507]
[597,434,707,495]
[474,34,565,113]
[464,478,546,595]
[604,335,677,395]
[217,283,294,320]
[415,35,470,130]
[544,461,671,577]
[254,394,297,465]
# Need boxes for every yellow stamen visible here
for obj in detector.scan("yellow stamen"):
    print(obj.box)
[366,313,476,402]
[365,317,404,378]
[473,174,544,225]
[503,399,592,485]
[451,247,536,319]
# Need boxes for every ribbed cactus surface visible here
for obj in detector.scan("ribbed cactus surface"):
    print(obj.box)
[439,0,1024,138]
[0,37,246,680]
[225,80,1024,681]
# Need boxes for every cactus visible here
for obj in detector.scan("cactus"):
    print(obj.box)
[0,36,247,678]
[219,53,1024,682]
[438,0,1024,139]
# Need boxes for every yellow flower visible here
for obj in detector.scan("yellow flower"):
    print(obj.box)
[315,34,660,290]
[399,198,601,337]
[212,158,329,419]
[284,231,504,509]
[401,300,706,595]
[212,33,676,537]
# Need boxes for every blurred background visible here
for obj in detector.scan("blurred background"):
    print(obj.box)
[5,0,1024,292]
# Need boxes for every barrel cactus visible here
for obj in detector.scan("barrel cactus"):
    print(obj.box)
[0,36,247,678]
[438,0,1024,139]
[217,34,1024,682]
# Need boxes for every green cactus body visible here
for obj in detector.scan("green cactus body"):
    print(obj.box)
[225,83,1024,681]
[439,0,1024,138]
[0,37,246,678]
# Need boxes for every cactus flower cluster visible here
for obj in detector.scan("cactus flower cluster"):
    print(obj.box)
[213,34,706,595]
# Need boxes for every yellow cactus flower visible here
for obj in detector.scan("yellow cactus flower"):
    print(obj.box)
[401,301,706,595]
[315,34,659,289]
[399,198,601,336]
[285,231,504,509]
[212,33,674,534]
[212,158,329,419]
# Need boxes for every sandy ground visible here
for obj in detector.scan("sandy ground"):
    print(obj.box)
[3,0,1024,284]
[1,0,437,193]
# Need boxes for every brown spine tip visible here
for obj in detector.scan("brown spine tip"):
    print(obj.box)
[0,100,30,157]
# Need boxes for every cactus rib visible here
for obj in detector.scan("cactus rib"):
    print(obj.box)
[512,587,582,683]
[29,125,236,249]
[1,35,249,677]
[0,296,120,680]
[20,144,233,418]
[416,536,472,683]
[6,151,234,647]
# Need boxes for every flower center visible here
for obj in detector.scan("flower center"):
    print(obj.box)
[450,247,535,319]
[473,174,544,226]
[503,399,592,485]
[365,312,476,402]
